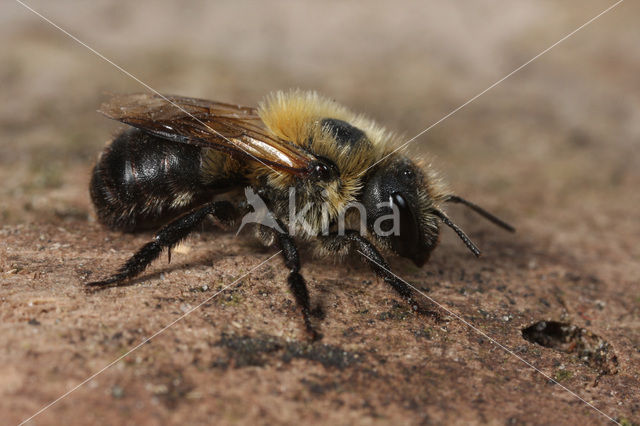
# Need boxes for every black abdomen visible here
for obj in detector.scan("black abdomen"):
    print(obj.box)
[90,129,213,231]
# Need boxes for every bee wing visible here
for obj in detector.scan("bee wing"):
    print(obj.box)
[99,93,316,175]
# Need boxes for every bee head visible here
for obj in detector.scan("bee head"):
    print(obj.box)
[362,157,515,266]
[361,158,441,267]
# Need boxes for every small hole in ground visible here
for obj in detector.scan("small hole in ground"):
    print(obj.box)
[522,320,618,375]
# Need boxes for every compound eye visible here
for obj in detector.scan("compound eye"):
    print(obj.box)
[389,192,423,266]
[401,168,415,182]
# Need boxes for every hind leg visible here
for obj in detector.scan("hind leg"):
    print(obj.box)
[88,201,237,287]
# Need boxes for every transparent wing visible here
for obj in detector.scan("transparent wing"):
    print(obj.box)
[99,93,316,175]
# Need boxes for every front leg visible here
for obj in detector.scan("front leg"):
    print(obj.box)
[87,201,236,287]
[320,231,437,318]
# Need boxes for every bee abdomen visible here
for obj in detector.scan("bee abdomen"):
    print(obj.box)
[90,129,211,231]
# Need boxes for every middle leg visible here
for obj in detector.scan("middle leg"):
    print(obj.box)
[266,225,322,341]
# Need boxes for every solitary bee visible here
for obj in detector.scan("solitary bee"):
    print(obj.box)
[89,90,514,339]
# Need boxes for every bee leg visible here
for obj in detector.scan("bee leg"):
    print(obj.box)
[268,227,322,341]
[87,201,236,288]
[320,231,439,319]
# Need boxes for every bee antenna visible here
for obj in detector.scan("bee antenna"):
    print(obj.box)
[433,209,481,257]
[445,195,515,233]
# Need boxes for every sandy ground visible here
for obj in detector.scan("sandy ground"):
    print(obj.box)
[1,1,639,425]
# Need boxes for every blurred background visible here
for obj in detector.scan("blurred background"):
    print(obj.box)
[2,1,639,423]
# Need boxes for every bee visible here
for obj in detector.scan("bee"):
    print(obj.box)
[88,90,514,339]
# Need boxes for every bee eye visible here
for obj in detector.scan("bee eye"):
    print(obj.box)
[399,168,417,185]
[389,193,422,265]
